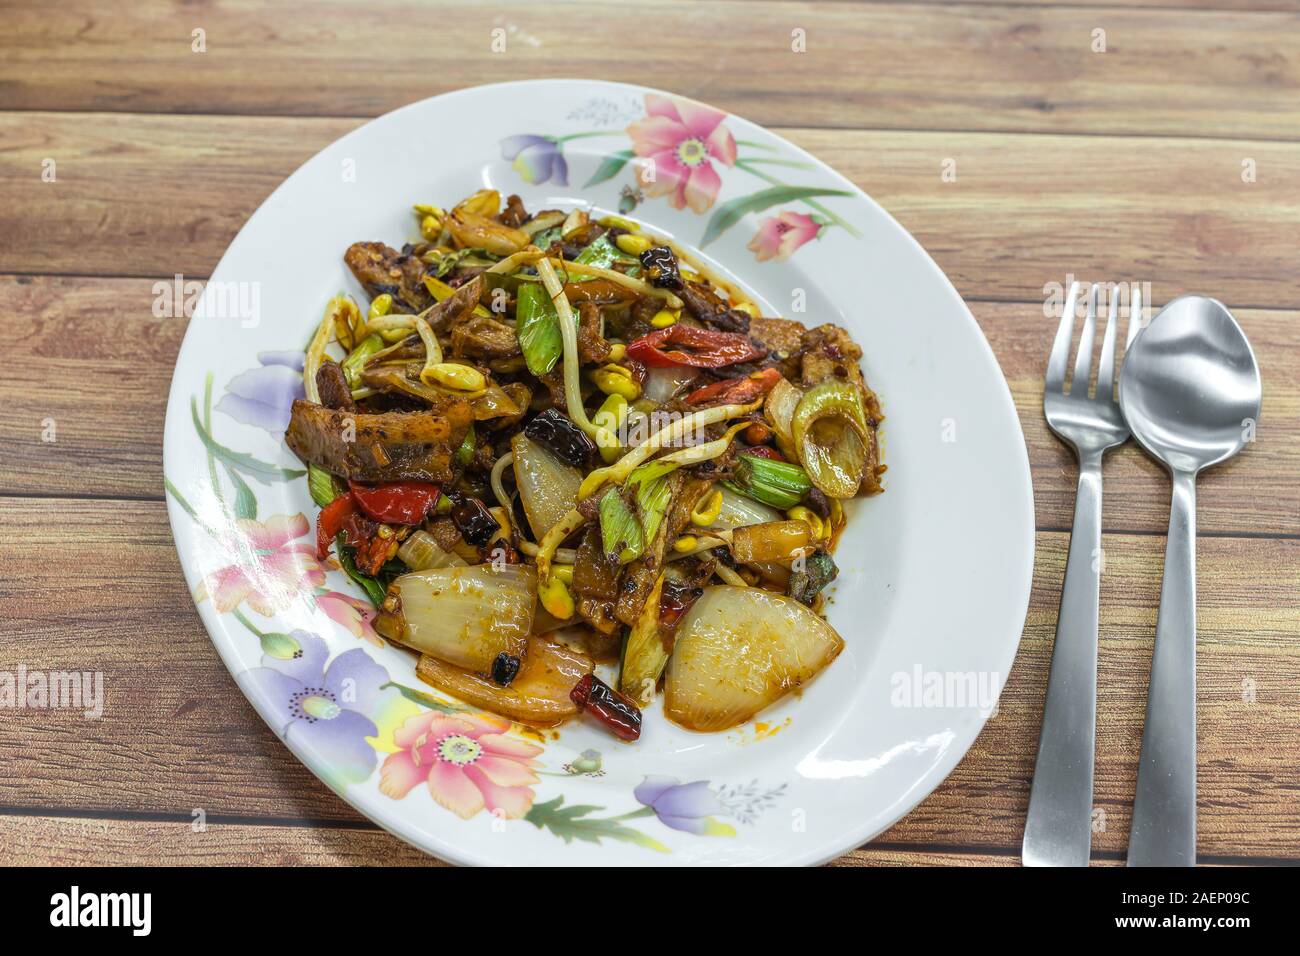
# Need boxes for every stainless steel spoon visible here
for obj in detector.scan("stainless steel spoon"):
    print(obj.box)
[1117,295,1261,867]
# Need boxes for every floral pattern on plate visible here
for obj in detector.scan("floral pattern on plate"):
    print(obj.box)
[499,92,856,260]
[167,366,783,853]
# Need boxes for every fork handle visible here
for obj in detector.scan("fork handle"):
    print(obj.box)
[1128,469,1198,867]
[1023,454,1102,867]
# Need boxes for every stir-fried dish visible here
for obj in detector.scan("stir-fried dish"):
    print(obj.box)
[286,189,885,741]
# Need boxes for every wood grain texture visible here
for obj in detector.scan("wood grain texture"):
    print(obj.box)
[3,1,1299,139]
[0,814,445,867]
[4,277,1295,536]
[864,0,1300,9]
[2,0,1297,868]
[0,813,1038,867]
[1,498,1296,860]
[5,115,1300,308]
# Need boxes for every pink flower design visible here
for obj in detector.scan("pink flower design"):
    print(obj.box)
[197,513,326,616]
[380,711,544,820]
[316,590,382,647]
[626,94,736,213]
[747,211,822,262]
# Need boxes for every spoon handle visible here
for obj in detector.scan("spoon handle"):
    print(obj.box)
[1128,469,1198,867]
[1023,456,1101,867]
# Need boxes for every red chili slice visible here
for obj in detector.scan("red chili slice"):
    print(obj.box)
[625,325,766,369]
[348,481,441,525]
[316,492,357,559]
[684,367,783,406]
[570,673,642,741]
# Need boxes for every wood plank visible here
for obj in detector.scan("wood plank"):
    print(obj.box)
[833,845,1023,867]
[790,127,1300,311]
[0,276,183,499]
[5,115,1300,309]
[0,814,444,867]
[1,498,1296,859]
[0,812,1017,866]
[2,2,1299,139]
[863,0,1300,10]
[4,276,1295,536]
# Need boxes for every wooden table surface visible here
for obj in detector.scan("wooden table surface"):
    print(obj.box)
[2,0,1297,867]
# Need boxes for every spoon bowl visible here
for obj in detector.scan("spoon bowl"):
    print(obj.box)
[1119,296,1261,475]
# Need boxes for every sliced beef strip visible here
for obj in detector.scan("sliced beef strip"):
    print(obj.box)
[799,323,864,390]
[578,597,622,638]
[315,362,355,412]
[344,241,434,314]
[749,316,806,361]
[426,515,463,553]
[577,302,612,365]
[573,526,622,602]
[499,194,529,228]
[423,274,485,333]
[679,281,751,333]
[450,314,521,360]
[536,368,567,409]
[285,399,472,483]
[748,315,807,380]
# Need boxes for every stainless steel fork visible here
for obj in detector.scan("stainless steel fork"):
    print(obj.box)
[1022,281,1141,867]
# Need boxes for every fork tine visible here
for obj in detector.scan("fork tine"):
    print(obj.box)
[1125,283,1143,351]
[1096,283,1120,401]
[1070,283,1099,396]
[1045,280,1080,393]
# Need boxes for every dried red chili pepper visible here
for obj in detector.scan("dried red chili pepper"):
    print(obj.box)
[684,367,782,406]
[524,409,595,467]
[348,481,440,525]
[625,325,766,369]
[448,492,500,547]
[638,245,683,290]
[570,673,642,741]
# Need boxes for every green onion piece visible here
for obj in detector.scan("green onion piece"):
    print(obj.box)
[455,422,477,467]
[515,282,564,376]
[599,487,645,564]
[724,453,812,510]
[341,333,384,389]
[574,234,639,277]
[790,380,869,499]
[335,533,386,607]
[427,246,494,278]
[627,460,676,548]
[307,464,341,507]
[619,571,670,704]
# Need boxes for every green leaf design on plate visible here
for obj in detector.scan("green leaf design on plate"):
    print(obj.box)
[699,185,853,247]
[524,796,670,852]
[224,463,258,520]
[584,149,636,188]
[190,397,306,484]
[385,682,463,715]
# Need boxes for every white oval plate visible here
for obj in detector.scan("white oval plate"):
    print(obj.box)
[163,80,1034,866]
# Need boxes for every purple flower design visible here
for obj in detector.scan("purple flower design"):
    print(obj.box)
[216,350,304,439]
[240,631,388,785]
[500,135,568,186]
[633,775,736,837]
